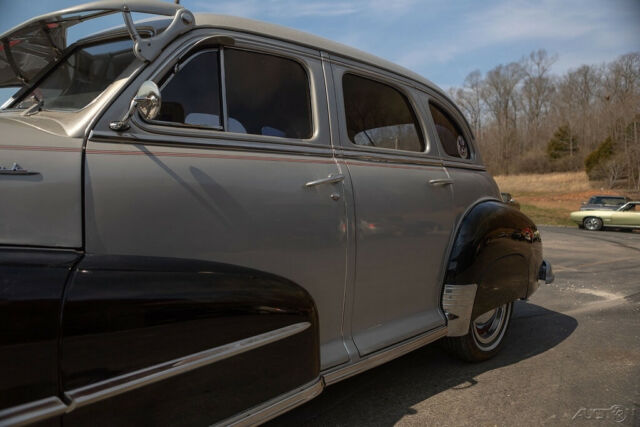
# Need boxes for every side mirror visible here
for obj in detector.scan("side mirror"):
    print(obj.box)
[110,81,162,131]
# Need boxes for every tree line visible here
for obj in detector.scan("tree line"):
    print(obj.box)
[449,50,640,189]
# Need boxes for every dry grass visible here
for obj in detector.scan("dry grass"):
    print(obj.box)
[494,171,592,194]
[493,171,630,226]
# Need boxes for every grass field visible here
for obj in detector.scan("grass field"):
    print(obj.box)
[493,171,632,226]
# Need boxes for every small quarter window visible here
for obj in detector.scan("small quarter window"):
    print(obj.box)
[342,73,424,152]
[429,103,470,159]
[158,50,222,128]
[224,49,312,139]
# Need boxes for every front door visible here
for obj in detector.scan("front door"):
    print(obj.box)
[612,202,640,226]
[77,36,349,374]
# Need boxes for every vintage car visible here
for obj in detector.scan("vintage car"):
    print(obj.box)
[579,195,629,211]
[0,2,554,425]
[571,201,640,231]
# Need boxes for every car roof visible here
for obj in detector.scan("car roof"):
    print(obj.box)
[193,13,443,97]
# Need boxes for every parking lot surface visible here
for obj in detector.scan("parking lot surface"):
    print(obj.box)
[271,226,640,426]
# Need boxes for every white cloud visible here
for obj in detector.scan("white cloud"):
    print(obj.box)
[394,0,639,73]
[469,0,598,43]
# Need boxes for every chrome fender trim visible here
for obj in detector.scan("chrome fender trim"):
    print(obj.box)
[0,397,67,427]
[0,323,310,426]
[219,379,324,427]
[221,325,450,425]
[64,322,311,411]
[442,284,477,337]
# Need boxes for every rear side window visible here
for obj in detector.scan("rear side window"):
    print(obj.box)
[342,73,424,152]
[156,48,312,139]
[429,103,470,159]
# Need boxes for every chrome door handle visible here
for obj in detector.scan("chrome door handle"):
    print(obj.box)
[429,178,453,186]
[0,163,40,175]
[305,173,345,187]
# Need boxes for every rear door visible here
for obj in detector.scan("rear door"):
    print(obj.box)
[329,60,451,356]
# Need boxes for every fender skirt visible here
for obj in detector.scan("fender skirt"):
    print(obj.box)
[445,201,544,320]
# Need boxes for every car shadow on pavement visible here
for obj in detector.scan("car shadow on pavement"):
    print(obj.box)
[269,302,577,426]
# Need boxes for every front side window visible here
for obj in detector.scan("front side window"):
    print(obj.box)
[429,103,470,159]
[224,49,311,139]
[342,73,424,152]
[158,50,222,128]
[156,47,312,139]
[14,38,138,111]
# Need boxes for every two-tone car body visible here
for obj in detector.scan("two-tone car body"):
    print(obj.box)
[571,201,640,231]
[0,2,553,425]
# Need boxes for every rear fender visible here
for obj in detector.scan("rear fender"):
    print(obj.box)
[443,201,543,335]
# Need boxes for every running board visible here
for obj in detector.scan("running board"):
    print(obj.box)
[220,325,448,425]
[322,326,448,386]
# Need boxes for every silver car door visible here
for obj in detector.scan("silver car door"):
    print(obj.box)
[0,118,82,248]
[329,60,451,356]
[85,34,350,370]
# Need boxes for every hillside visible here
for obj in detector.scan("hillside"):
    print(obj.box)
[493,172,637,226]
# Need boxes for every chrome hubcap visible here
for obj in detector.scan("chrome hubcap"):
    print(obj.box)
[584,218,600,230]
[472,303,511,351]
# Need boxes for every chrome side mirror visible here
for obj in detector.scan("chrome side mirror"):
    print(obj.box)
[110,81,161,131]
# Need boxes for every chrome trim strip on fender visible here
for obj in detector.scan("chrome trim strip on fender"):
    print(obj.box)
[64,322,311,412]
[219,379,324,427]
[0,397,67,427]
[442,284,478,337]
[322,326,448,386]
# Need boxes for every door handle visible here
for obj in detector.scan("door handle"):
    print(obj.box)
[429,178,453,186]
[305,173,345,187]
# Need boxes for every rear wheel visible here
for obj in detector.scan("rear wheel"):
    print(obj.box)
[443,302,513,362]
[583,217,603,231]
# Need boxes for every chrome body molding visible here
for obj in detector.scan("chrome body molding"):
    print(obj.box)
[0,323,310,425]
[218,326,449,425]
[322,326,448,386]
[64,322,310,411]
[0,397,67,427]
[218,379,324,427]
[442,284,478,337]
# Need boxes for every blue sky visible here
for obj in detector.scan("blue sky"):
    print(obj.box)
[0,0,639,102]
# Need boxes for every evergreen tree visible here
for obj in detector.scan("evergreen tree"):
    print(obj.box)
[584,137,615,179]
[547,125,579,160]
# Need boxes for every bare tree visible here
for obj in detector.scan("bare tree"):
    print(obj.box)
[520,49,557,150]
[482,62,525,174]
[447,50,639,185]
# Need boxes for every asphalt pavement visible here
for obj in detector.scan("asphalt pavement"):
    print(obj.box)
[270,226,640,426]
